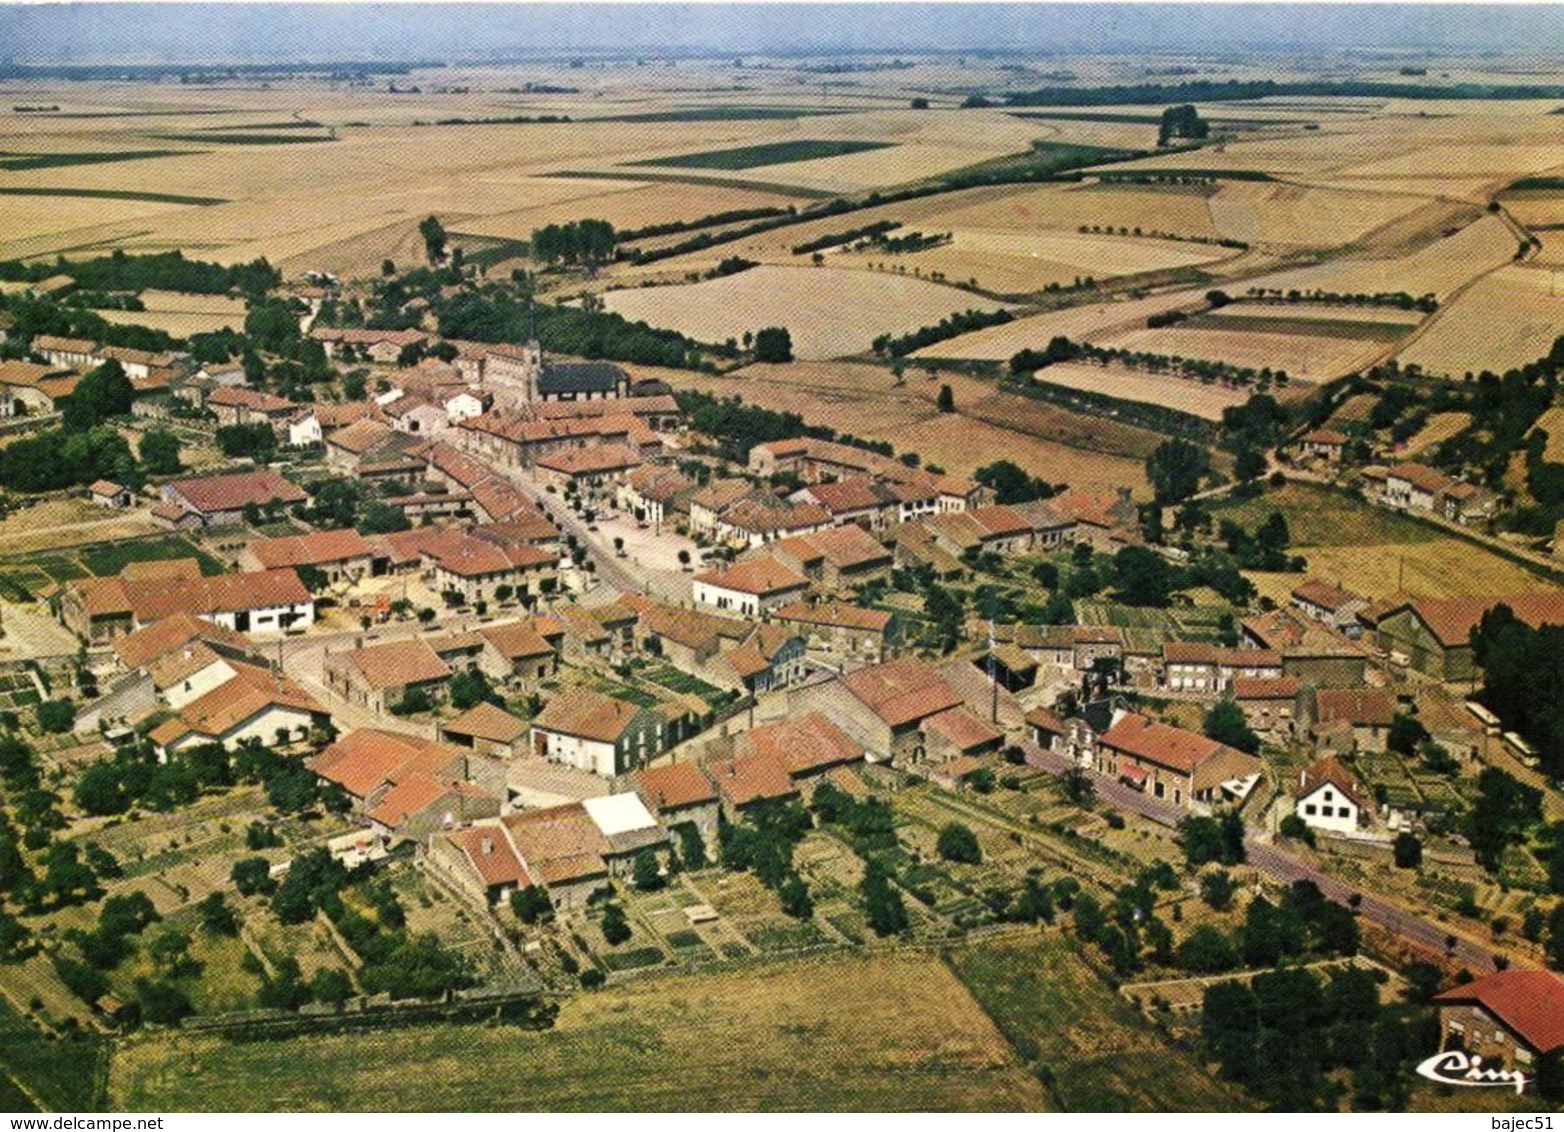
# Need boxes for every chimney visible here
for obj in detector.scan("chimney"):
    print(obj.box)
[481,836,493,856]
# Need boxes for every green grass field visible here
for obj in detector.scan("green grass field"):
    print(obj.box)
[1185,313,1414,342]
[595,107,846,123]
[1213,482,1438,547]
[632,139,893,170]
[947,935,1256,1111]
[0,187,227,206]
[0,149,190,171]
[154,133,334,146]
[78,536,223,578]
[111,952,1048,1111]
[0,996,106,1112]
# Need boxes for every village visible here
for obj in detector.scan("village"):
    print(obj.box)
[5,18,1564,1109]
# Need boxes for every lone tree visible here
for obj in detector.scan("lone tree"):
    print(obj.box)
[937,383,955,412]
[937,822,982,864]
[752,326,793,363]
[1203,700,1261,755]
[138,427,182,475]
[419,215,447,264]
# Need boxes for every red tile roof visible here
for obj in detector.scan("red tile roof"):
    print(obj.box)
[841,658,963,727]
[167,469,307,514]
[1392,591,1564,647]
[1292,579,1363,612]
[1435,970,1564,1054]
[1386,461,1452,494]
[113,612,254,670]
[151,662,320,746]
[695,558,809,596]
[446,824,530,889]
[1298,755,1371,812]
[635,762,718,812]
[922,706,1002,752]
[368,773,490,828]
[740,713,863,776]
[479,620,556,661]
[707,749,798,807]
[310,729,466,798]
[501,804,610,884]
[249,528,373,569]
[347,638,451,690]
[442,701,527,744]
[532,687,646,743]
[772,600,892,633]
[1233,676,1301,700]
[1315,687,1397,727]
[1025,704,1067,734]
[1099,712,1241,775]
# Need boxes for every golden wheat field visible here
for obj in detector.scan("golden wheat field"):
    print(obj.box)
[647,359,1156,488]
[1019,361,1250,420]
[1395,264,1564,376]
[1097,324,1385,380]
[601,264,1009,358]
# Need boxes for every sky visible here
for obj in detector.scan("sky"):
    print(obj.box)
[0,4,1560,65]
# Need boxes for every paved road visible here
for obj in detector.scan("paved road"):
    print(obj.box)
[1023,743,1497,973]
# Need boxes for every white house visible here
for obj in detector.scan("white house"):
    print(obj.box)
[1294,755,1372,835]
[287,412,324,448]
[691,558,809,618]
[528,687,666,778]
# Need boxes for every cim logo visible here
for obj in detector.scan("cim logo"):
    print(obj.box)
[1416,1050,1528,1095]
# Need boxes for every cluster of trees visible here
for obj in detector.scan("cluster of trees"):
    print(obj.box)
[873,308,1014,359]
[0,292,176,359]
[0,424,135,494]
[530,219,616,267]
[296,477,410,536]
[1004,77,1564,107]
[1201,962,1428,1110]
[1157,104,1209,145]
[790,220,900,257]
[973,459,1057,505]
[258,848,470,1001]
[807,782,907,933]
[0,248,278,297]
[1011,335,1290,392]
[1218,511,1300,572]
[1145,438,1212,506]
[76,739,345,821]
[1071,861,1180,975]
[1080,224,1246,251]
[1472,609,1564,780]
[718,799,815,920]
[52,889,200,1025]
[617,206,792,243]
[866,229,950,255]
[437,288,713,370]
[1242,286,1438,313]
[751,326,793,364]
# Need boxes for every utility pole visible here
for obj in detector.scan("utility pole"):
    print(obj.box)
[988,619,999,724]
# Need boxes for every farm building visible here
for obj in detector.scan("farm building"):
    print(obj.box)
[440,701,530,758]
[771,600,899,664]
[1370,591,1564,681]
[1095,710,1263,811]
[692,558,809,617]
[324,638,452,714]
[1433,970,1564,1076]
[632,762,720,845]
[794,656,997,765]
[60,561,313,642]
[530,686,668,778]
[160,468,308,527]
[240,528,383,582]
[147,661,326,759]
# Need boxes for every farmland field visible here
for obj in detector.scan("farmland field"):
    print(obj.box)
[99,289,249,336]
[1019,361,1250,420]
[631,139,894,170]
[1097,324,1385,381]
[1395,264,1564,377]
[111,952,1048,1111]
[947,936,1254,1111]
[1241,214,1518,301]
[915,287,1215,359]
[652,359,1157,488]
[601,264,1010,359]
